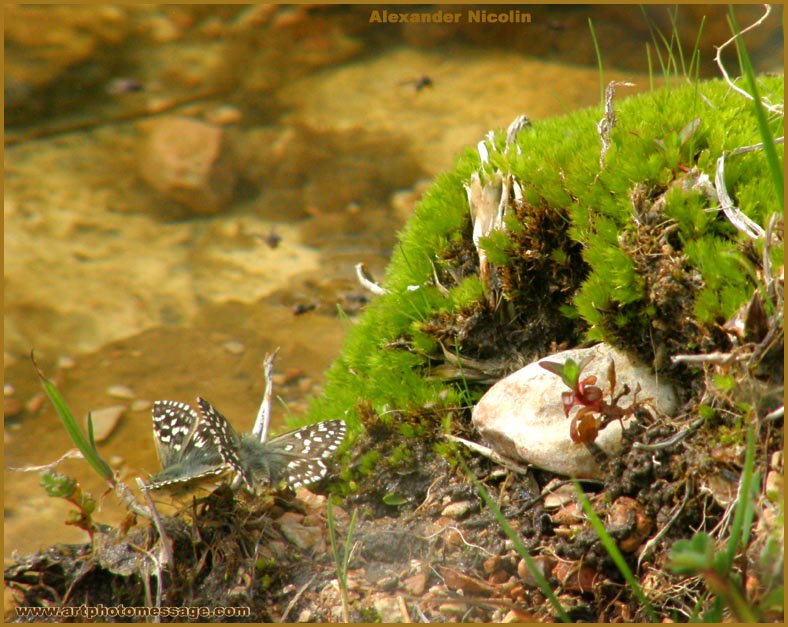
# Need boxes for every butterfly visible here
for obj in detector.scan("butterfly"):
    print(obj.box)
[147,400,228,490]
[195,397,347,491]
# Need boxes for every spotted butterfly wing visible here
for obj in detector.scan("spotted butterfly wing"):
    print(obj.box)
[238,420,347,489]
[147,400,227,490]
[196,396,256,489]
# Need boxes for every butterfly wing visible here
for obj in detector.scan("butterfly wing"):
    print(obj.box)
[196,396,255,490]
[254,419,347,489]
[148,400,225,490]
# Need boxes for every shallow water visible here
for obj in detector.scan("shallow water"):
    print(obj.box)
[4,5,782,561]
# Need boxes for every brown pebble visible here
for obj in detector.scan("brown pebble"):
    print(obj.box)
[282,367,305,384]
[607,496,653,553]
[551,501,584,525]
[25,393,44,413]
[488,569,510,585]
[517,555,555,588]
[503,609,535,622]
[552,561,599,593]
[482,555,499,574]
[4,397,22,418]
[138,116,237,215]
[403,572,427,596]
[276,511,305,525]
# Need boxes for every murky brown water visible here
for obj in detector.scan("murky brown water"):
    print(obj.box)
[4,5,782,562]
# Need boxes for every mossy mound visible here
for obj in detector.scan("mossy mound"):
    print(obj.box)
[308,75,783,430]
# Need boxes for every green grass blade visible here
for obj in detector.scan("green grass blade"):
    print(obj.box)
[723,421,756,571]
[327,498,342,579]
[729,8,784,212]
[33,357,114,482]
[645,43,655,91]
[573,480,658,621]
[668,6,687,76]
[343,507,358,576]
[459,457,571,622]
[688,16,706,82]
[587,18,604,104]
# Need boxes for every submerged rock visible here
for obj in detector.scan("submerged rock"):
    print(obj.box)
[138,116,237,215]
[472,344,678,479]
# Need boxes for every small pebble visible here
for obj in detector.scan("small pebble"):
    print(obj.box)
[4,397,22,418]
[88,405,126,442]
[206,105,242,126]
[25,393,44,413]
[272,374,286,386]
[439,602,467,617]
[517,555,554,588]
[282,367,305,384]
[56,356,76,369]
[131,399,152,412]
[403,572,427,596]
[441,500,476,519]
[222,340,245,355]
[4,384,15,396]
[543,482,576,509]
[107,385,135,400]
[109,455,124,467]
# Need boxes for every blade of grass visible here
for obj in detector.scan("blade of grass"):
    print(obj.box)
[668,6,687,76]
[587,18,604,104]
[640,5,678,85]
[722,421,757,571]
[728,7,784,212]
[32,352,114,482]
[327,498,357,622]
[458,456,571,622]
[572,480,658,621]
[688,16,706,83]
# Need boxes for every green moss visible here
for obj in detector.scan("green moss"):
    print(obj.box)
[304,75,783,435]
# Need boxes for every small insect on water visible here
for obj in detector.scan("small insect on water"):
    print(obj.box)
[196,397,347,491]
[399,75,434,92]
[147,400,227,490]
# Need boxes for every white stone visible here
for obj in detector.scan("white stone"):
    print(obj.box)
[472,344,678,479]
